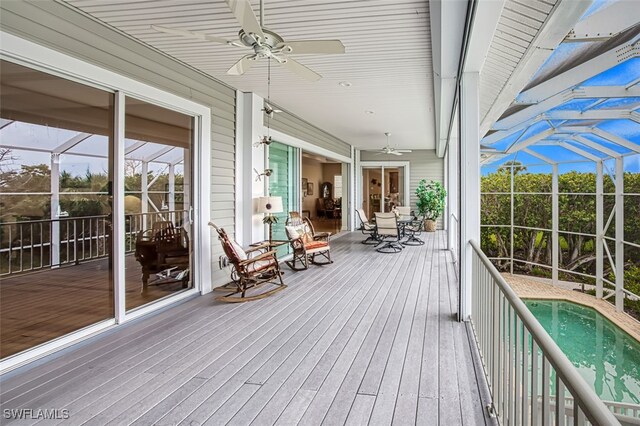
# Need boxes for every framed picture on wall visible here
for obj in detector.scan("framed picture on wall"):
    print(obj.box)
[302,178,308,197]
[307,182,314,196]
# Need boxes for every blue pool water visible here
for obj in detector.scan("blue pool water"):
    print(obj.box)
[524,299,640,405]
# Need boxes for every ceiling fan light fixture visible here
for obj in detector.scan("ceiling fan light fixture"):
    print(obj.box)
[365,110,374,115]
[338,81,352,87]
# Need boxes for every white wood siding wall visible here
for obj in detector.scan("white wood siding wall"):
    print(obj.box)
[360,150,445,229]
[0,0,236,285]
[267,109,352,159]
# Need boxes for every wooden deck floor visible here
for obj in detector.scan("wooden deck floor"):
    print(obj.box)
[0,231,495,425]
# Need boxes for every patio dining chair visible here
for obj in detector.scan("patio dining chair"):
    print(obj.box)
[396,206,412,217]
[209,222,286,302]
[374,212,403,253]
[402,217,425,246]
[355,208,379,245]
[284,212,332,271]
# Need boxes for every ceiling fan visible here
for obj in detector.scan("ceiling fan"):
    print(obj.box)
[376,132,412,156]
[151,0,345,81]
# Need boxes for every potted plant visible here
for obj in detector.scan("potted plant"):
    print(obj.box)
[415,179,446,232]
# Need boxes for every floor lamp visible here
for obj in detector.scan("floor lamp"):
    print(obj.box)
[258,196,283,244]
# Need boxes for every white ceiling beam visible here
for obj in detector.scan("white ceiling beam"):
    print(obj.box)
[591,128,640,153]
[544,109,635,120]
[523,148,556,164]
[52,133,92,154]
[572,135,621,158]
[518,33,640,103]
[479,0,592,135]
[145,146,174,162]
[464,0,505,73]
[506,128,556,153]
[432,0,468,157]
[484,85,640,143]
[125,141,147,155]
[565,1,640,42]
[559,142,602,162]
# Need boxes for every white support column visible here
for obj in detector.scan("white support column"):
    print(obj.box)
[552,164,559,284]
[50,153,61,267]
[113,91,126,323]
[235,91,266,246]
[596,161,604,299]
[168,164,176,212]
[447,128,459,255]
[460,72,481,321]
[615,157,624,312]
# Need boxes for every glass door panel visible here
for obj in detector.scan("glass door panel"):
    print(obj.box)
[0,60,114,358]
[362,167,383,219]
[268,141,299,256]
[124,97,193,312]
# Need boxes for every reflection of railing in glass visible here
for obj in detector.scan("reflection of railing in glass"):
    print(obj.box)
[0,210,187,276]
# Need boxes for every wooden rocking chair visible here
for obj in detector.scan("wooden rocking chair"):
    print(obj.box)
[209,222,286,302]
[284,212,333,271]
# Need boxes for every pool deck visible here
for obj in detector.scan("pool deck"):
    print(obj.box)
[504,273,640,343]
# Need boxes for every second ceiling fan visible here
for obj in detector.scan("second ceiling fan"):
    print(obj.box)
[152,0,345,81]
[376,132,412,156]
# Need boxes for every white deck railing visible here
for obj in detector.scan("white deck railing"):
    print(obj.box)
[469,239,621,426]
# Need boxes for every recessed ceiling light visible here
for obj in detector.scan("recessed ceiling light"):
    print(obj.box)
[365,110,375,115]
[338,81,352,87]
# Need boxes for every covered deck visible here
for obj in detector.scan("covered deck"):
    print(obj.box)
[0,232,494,425]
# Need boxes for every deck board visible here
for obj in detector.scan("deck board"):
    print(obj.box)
[0,232,495,425]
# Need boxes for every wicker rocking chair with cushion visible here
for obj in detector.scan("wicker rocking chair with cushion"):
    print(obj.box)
[284,212,333,271]
[209,222,286,302]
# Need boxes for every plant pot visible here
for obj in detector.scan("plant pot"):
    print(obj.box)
[424,219,436,232]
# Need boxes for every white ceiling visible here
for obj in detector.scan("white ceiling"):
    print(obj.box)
[63,0,436,150]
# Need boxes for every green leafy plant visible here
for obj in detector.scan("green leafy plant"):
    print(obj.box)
[416,179,447,220]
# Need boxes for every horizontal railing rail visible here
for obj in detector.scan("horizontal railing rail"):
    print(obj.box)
[0,210,187,276]
[469,239,620,426]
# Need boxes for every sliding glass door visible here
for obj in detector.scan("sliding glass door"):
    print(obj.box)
[361,164,408,218]
[268,141,299,253]
[0,59,199,361]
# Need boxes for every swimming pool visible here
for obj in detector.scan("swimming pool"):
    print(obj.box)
[524,299,640,405]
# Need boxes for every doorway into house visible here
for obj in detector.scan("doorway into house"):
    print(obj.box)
[301,152,346,234]
[361,164,408,220]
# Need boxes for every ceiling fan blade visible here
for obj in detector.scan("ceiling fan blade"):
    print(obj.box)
[396,150,413,153]
[391,151,403,156]
[280,58,322,82]
[225,0,265,41]
[278,40,345,54]
[151,25,232,45]
[227,55,255,76]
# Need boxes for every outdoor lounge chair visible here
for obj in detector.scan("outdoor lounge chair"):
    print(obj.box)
[356,208,379,245]
[374,212,403,253]
[402,218,425,246]
[209,222,286,302]
[284,212,332,270]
